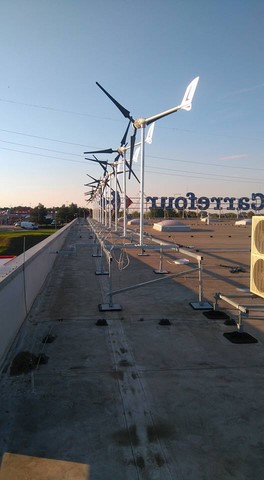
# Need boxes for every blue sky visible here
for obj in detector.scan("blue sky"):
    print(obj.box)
[0,0,263,208]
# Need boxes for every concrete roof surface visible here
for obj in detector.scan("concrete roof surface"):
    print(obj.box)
[1,218,264,480]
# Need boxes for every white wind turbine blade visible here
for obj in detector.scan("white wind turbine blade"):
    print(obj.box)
[179,76,199,111]
[117,159,123,173]
[145,122,155,144]
[132,145,141,163]
[145,76,199,125]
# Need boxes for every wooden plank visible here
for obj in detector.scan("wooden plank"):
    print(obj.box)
[0,452,89,479]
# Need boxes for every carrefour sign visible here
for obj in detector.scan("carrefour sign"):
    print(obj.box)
[146,192,264,211]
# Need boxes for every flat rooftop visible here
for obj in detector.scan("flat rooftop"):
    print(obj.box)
[1,218,264,479]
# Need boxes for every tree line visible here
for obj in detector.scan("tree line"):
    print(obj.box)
[0,203,90,226]
[31,203,90,225]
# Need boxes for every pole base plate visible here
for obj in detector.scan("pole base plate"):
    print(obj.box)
[98,303,122,312]
[153,269,169,274]
[189,301,212,310]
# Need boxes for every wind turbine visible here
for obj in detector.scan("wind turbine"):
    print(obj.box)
[84,122,139,183]
[85,172,101,187]
[84,170,110,224]
[96,77,198,173]
[85,155,123,192]
[84,123,140,234]
[85,155,124,230]
[84,122,155,236]
[96,77,199,246]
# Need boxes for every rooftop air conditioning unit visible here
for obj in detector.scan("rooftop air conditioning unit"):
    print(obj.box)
[250,216,264,298]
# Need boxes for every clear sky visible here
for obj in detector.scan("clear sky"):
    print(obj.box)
[0,0,263,208]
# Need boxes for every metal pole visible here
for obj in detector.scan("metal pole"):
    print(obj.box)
[237,311,244,332]
[139,125,146,246]
[103,193,106,226]
[104,187,108,227]
[108,176,112,228]
[217,293,248,314]
[108,256,113,308]
[123,152,127,237]
[198,258,203,303]
[96,197,98,222]
[108,267,199,297]
[115,166,118,232]
[153,247,169,274]
[99,192,102,224]
[98,253,122,311]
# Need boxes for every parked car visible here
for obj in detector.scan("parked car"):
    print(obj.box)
[20,222,38,230]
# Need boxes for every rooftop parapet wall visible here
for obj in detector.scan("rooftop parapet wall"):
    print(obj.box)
[0,219,77,367]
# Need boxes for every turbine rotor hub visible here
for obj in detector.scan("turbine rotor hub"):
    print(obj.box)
[134,118,146,129]
[117,146,126,155]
